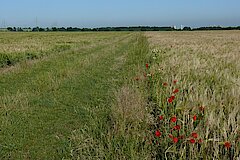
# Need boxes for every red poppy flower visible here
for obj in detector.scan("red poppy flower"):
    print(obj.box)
[173,137,178,143]
[168,96,175,103]
[159,115,164,120]
[173,89,179,94]
[190,139,195,144]
[173,80,178,84]
[224,141,231,149]
[171,96,175,100]
[193,115,197,121]
[192,132,198,139]
[198,139,203,143]
[163,82,168,87]
[155,130,161,137]
[170,116,177,123]
[169,134,173,139]
[168,98,173,103]
[145,63,149,69]
[173,125,181,130]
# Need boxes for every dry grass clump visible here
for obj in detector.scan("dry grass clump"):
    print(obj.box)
[113,86,146,124]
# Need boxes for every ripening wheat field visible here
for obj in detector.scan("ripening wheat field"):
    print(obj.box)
[145,31,240,159]
[0,31,239,159]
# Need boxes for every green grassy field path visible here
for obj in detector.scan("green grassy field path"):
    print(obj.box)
[0,32,143,159]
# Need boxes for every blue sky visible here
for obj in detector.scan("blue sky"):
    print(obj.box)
[0,0,240,28]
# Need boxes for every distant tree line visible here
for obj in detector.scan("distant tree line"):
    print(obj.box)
[5,26,240,32]
[192,26,240,31]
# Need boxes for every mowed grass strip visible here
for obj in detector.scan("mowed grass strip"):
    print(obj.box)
[0,32,141,159]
